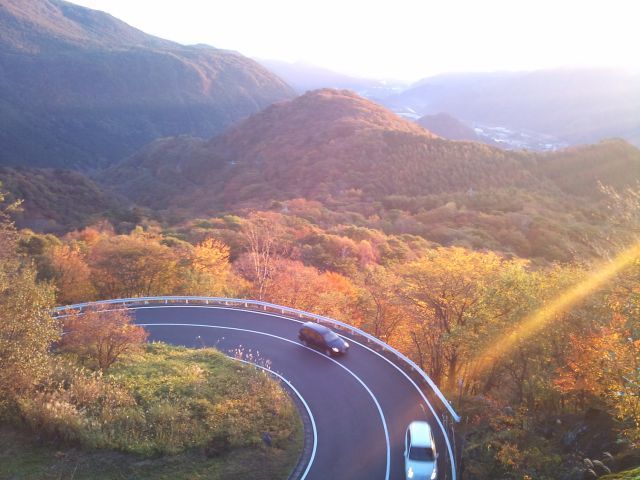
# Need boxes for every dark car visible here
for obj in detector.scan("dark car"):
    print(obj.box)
[298,322,350,356]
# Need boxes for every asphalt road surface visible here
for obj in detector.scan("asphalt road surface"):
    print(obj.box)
[129,305,452,480]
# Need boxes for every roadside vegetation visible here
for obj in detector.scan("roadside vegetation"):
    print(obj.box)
[18,342,299,457]
[1,342,301,479]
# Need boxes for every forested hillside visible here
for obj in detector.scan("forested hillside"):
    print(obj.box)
[0,167,127,231]
[104,89,640,263]
[105,89,535,208]
[0,0,294,170]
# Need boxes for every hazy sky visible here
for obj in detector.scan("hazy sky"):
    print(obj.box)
[70,0,640,81]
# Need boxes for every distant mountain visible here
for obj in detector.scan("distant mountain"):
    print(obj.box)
[104,89,640,217]
[0,0,294,170]
[104,89,543,211]
[256,59,406,98]
[416,113,483,142]
[383,69,640,147]
[0,166,124,232]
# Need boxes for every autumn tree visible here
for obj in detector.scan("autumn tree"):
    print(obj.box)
[554,321,627,409]
[61,306,148,370]
[599,182,640,254]
[182,238,235,296]
[49,243,96,304]
[263,258,360,321]
[357,266,405,343]
[591,258,640,441]
[240,212,287,300]
[0,267,58,408]
[553,310,639,443]
[89,234,178,298]
[397,247,509,391]
[0,189,59,408]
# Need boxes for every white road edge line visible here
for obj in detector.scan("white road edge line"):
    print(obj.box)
[230,356,318,480]
[127,304,455,480]
[138,322,391,480]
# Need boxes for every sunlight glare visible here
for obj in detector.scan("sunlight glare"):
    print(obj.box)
[474,241,640,374]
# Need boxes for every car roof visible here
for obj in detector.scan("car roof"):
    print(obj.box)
[408,421,433,448]
[301,322,332,334]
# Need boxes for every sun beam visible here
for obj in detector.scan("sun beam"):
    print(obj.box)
[474,241,640,374]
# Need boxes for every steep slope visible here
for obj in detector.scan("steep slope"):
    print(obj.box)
[384,69,640,147]
[105,89,540,212]
[0,0,294,170]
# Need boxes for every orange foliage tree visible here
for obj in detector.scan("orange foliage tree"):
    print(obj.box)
[554,319,630,410]
[357,266,405,344]
[263,258,360,322]
[555,260,640,439]
[183,238,237,296]
[49,243,96,304]
[88,234,178,298]
[61,306,148,370]
[398,247,510,391]
[240,212,288,300]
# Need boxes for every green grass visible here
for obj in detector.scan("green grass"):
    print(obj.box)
[3,343,303,479]
[600,467,640,479]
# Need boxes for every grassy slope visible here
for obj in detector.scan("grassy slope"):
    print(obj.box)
[1,343,303,479]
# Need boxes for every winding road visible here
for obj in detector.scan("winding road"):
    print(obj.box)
[116,304,456,480]
[55,299,457,479]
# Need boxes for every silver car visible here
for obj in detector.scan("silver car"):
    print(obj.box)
[404,421,438,480]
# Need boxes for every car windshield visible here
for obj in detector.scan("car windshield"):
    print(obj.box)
[322,331,339,342]
[409,446,435,462]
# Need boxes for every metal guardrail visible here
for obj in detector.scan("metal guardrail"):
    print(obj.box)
[53,296,461,424]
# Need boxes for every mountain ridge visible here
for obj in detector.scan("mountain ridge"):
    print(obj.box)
[0,0,295,170]
[104,89,640,215]
[382,68,640,147]
[104,89,539,210]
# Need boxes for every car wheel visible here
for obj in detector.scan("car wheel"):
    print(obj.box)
[301,338,307,346]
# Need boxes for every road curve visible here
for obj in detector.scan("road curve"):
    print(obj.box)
[125,305,451,480]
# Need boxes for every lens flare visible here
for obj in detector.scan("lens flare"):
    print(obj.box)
[474,241,640,374]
